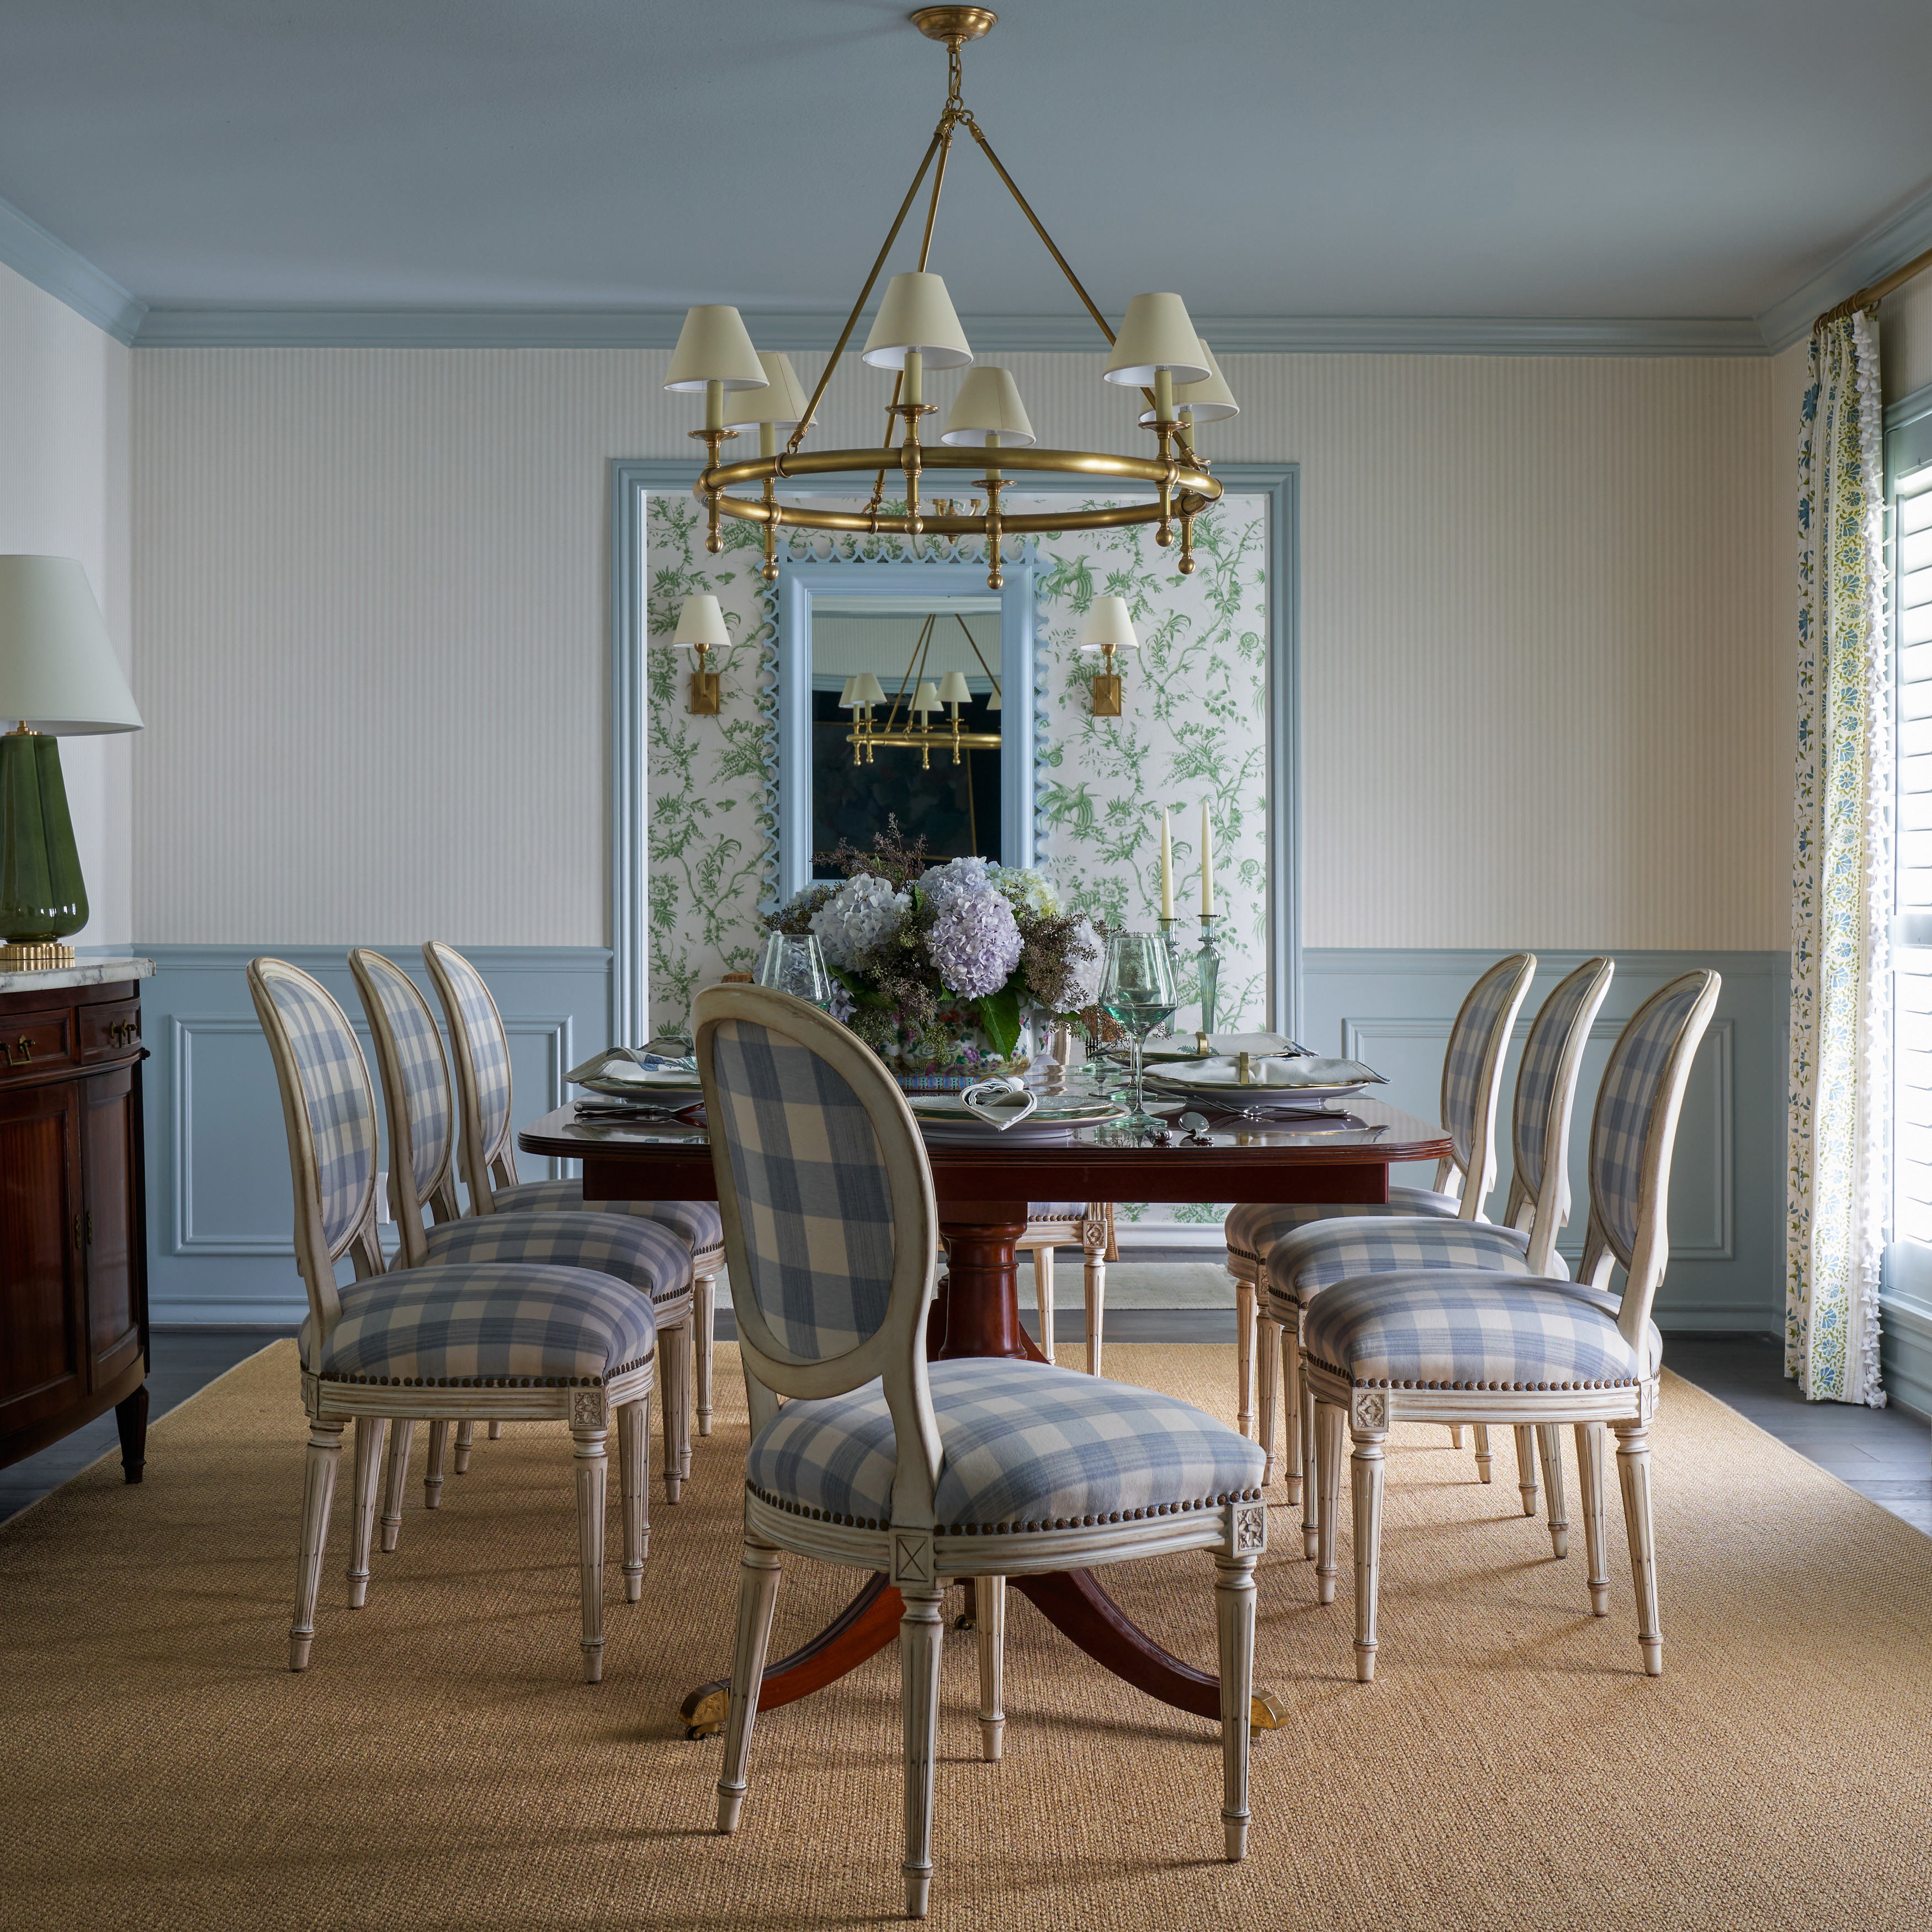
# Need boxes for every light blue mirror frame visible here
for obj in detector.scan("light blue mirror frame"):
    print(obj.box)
[774,557,1037,900]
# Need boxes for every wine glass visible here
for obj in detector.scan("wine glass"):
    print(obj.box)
[756,932,832,1007]
[1099,933,1179,1128]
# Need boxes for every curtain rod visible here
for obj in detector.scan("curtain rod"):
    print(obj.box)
[1814,239,1932,332]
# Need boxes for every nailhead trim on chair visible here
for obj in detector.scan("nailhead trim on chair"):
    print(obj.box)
[1304,1350,1640,1393]
[745,1480,1266,1535]
[320,1357,652,1388]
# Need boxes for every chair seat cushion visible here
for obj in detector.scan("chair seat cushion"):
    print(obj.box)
[490,1180,724,1257]
[1266,1218,1532,1309]
[746,1357,1265,1533]
[1223,1187,1458,1264]
[303,1264,656,1387]
[1026,1202,1089,1221]
[423,1212,693,1307]
[1302,1270,1660,1394]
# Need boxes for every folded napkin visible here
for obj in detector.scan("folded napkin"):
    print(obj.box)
[958,1074,1039,1131]
[565,1045,700,1086]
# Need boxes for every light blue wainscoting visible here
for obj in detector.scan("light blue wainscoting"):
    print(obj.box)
[140,944,615,1325]
[1303,949,1788,1334]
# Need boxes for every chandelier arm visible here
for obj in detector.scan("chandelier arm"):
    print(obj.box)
[710,495,1216,538]
[712,445,1219,491]
[784,121,948,457]
[916,123,956,273]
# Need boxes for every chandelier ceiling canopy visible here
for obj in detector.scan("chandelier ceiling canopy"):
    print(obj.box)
[666,6,1235,590]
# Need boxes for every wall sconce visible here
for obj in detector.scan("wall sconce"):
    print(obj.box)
[674,593,729,714]
[1080,593,1139,717]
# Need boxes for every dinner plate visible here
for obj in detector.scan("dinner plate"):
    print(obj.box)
[1144,1054,1385,1104]
[576,1071,707,1101]
[909,1095,1123,1124]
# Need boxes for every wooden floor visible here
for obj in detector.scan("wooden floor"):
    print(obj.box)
[5,1312,1928,1537]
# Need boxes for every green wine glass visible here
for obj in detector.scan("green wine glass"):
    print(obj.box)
[1099,933,1180,1129]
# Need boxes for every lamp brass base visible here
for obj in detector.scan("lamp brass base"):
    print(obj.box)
[0,941,76,969]
[1090,673,1123,718]
[688,671,723,715]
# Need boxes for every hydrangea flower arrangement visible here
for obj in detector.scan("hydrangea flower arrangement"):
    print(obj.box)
[766,826,1104,1074]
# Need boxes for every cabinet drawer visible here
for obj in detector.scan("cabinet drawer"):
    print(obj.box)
[80,999,142,1061]
[0,1008,75,1079]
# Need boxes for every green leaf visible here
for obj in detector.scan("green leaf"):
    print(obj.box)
[975,983,1023,1061]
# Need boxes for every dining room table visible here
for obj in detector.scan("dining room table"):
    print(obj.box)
[518,1091,1453,1737]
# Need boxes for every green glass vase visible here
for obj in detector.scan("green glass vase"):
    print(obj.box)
[0,730,88,951]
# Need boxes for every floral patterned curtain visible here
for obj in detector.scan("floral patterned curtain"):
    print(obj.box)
[1787,311,1889,1406]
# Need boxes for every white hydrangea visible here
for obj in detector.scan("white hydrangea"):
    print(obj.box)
[990,865,1060,920]
[809,873,909,970]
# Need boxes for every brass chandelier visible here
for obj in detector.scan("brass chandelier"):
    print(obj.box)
[841,611,1002,768]
[665,6,1236,592]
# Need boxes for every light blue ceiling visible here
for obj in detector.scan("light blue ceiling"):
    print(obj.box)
[1,0,1929,332]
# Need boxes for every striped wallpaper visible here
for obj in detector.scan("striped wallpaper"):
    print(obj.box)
[131,344,1784,950]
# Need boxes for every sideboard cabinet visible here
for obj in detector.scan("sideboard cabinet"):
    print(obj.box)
[0,962,152,1481]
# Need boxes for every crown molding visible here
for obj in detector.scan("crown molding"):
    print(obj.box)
[0,191,146,344]
[131,303,1768,355]
[1756,173,1932,353]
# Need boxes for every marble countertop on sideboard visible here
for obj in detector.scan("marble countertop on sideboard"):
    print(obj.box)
[0,955,155,996]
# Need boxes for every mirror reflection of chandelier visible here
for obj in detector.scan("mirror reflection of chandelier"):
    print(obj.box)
[664,6,1238,591]
[841,611,1001,770]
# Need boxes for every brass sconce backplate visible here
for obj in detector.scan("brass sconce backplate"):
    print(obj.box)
[1090,673,1123,718]
[689,671,722,715]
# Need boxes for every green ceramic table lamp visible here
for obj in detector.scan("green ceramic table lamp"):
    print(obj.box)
[0,556,142,970]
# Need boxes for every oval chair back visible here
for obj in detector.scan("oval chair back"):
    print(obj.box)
[422,940,518,1214]
[1500,957,1616,1276]
[1575,970,1722,1359]
[247,958,389,1364]
[693,982,943,1528]
[1437,952,1537,1218]
[349,948,462,1267]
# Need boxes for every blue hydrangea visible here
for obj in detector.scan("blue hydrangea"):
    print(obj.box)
[928,888,1023,999]
[810,873,909,970]
[916,857,993,914]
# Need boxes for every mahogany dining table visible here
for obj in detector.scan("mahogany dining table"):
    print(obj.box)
[519,1094,1452,1736]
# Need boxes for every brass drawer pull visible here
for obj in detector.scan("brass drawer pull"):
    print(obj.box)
[6,1034,30,1066]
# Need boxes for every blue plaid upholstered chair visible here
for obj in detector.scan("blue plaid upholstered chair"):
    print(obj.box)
[693,984,1267,1920]
[421,940,728,1445]
[1301,970,1718,1684]
[351,949,696,1524]
[249,958,656,1683]
[1222,952,1535,1461]
[1259,957,1614,1550]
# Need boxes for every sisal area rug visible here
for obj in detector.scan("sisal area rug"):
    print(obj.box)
[4,1339,1930,1931]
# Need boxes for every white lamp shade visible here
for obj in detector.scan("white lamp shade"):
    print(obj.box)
[664,305,768,392]
[937,671,973,705]
[862,272,973,370]
[911,680,943,716]
[0,556,140,734]
[985,685,1002,712]
[939,366,1035,447]
[1103,293,1209,386]
[724,351,815,430]
[837,677,857,708]
[1080,593,1139,653]
[672,594,731,647]
[851,672,887,705]
[1140,338,1239,426]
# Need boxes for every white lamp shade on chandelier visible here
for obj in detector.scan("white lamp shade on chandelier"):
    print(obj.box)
[937,671,973,705]
[1140,339,1240,427]
[862,272,974,370]
[1103,294,1209,387]
[850,672,887,707]
[664,305,768,392]
[672,593,731,648]
[0,555,142,733]
[939,366,1036,447]
[725,351,815,431]
[1080,593,1140,654]
[911,680,943,717]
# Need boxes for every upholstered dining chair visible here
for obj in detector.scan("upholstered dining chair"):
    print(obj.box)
[1012,1202,1117,1371]
[1224,952,1536,1482]
[350,948,697,1531]
[421,940,728,1447]
[693,984,1267,1920]
[1303,970,1718,1682]
[1261,957,1614,1561]
[250,957,655,1682]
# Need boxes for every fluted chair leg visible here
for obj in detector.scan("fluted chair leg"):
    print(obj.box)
[659,1318,689,1504]
[488,1421,503,1440]
[1255,1312,1280,1487]
[1614,1421,1663,1676]
[1537,1424,1569,1557]
[289,1420,343,1671]
[1033,1245,1056,1364]
[1315,1400,1344,1605]
[572,1424,608,1683]
[975,1574,1006,1761]
[453,1419,475,1474]
[1351,1423,1388,1682]
[1082,1241,1106,1377]
[717,1543,783,1834]
[1215,1552,1258,1860]
[1513,1424,1538,1516]
[347,1416,386,1608]
[694,1271,717,1436]
[1576,1422,1611,1615]
[1471,1423,1493,1483]
[900,1583,945,1919]
[423,1420,450,1510]
[1234,1276,1255,1438]
[379,1418,414,1552]
[1300,1358,1320,1561]
[618,1398,651,1602]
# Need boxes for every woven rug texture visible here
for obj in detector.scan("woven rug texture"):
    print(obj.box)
[4,1339,1930,1931]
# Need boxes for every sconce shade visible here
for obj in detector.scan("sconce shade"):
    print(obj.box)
[672,594,731,647]
[937,671,973,705]
[939,366,1036,447]
[0,556,141,733]
[1080,593,1139,652]
[1103,294,1209,386]
[664,305,768,392]
[1139,338,1239,426]
[837,677,857,708]
[911,680,942,716]
[725,351,815,430]
[862,272,973,370]
[851,672,887,705]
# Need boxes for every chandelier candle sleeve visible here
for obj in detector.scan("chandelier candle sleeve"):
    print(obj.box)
[1201,802,1214,917]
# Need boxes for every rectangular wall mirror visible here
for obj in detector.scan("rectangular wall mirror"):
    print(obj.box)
[777,559,1036,900]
